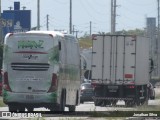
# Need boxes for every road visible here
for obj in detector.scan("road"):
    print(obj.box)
[0,99,159,112]
[0,88,159,119]
[0,99,159,120]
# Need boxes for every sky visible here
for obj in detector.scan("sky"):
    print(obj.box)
[2,0,157,37]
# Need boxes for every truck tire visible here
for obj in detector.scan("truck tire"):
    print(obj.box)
[135,99,140,106]
[94,100,103,106]
[125,100,135,107]
[111,100,117,106]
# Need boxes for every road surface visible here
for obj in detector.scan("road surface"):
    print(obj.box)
[0,88,159,119]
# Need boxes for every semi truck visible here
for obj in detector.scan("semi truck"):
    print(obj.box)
[91,34,150,107]
[2,31,81,112]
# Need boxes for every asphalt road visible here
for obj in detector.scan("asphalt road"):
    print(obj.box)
[0,88,159,119]
[0,99,159,119]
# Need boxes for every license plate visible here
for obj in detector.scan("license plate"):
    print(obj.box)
[109,89,117,92]
[26,95,34,100]
[108,86,118,89]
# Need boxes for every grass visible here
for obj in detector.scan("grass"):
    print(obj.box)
[0,98,6,107]
[137,105,160,111]
[79,37,92,49]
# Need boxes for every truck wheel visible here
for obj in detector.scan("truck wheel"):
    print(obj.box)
[94,100,103,106]
[68,105,75,112]
[103,100,111,106]
[150,96,155,100]
[136,99,140,106]
[125,100,135,107]
[112,100,117,106]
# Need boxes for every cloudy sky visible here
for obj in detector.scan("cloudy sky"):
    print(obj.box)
[2,0,157,36]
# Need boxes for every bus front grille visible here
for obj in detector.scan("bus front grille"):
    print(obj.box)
[11,63,50,71]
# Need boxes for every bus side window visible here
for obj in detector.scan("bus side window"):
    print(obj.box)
[59,41,61,50]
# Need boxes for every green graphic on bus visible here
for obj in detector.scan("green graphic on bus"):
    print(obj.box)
[18,40,44,49]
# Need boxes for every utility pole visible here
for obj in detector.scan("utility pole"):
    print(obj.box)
[22,6,26,10]
[74,30,79,38]
[72,25,75,35]
[158,0,160,78]
[0,0,2,43]
[72,25,79,38]
[37,0,40,30]
[90,21,92,36]
[111,0,116,34]
[113,0,116,33]
[46,14,49,31]
[69,0,72,34]
[111,0,114,34]
[8,6,13,10]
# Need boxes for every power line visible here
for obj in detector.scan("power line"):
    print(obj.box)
[78,0,108,23]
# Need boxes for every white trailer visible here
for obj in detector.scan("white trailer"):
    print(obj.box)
[2,31,81,112]
[91,35,150,106]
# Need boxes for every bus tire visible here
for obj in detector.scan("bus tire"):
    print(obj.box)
[68,105,75,112]
[9,105,17,112]
[17,106,25,112]
[76,90,79,105]
[27,107,34,112]
[60,89,66,111]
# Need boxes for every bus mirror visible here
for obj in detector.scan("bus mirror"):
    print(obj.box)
[59,42,61,50]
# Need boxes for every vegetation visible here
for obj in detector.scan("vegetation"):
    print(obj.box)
[79,28,145,49]
[79,36,92,49]
[0,44,3,69]
[116,29,145,36]
[0,99,6,107]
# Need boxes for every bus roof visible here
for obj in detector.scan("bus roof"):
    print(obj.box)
[26,30,64,37]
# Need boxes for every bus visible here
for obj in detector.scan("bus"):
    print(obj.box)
[2,31,81,112]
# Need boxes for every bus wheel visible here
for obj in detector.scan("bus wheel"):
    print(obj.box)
[60,90,66,111]
[17,106,25,112]
[80,100,84,104]
[27,107,34,112]
[68,105,75,112]
[76,90,79,105]
[9,105,17,112]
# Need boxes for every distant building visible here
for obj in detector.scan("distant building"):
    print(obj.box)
[1,2,31,40]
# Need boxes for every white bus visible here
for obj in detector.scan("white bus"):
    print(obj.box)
[2,31,81,112]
